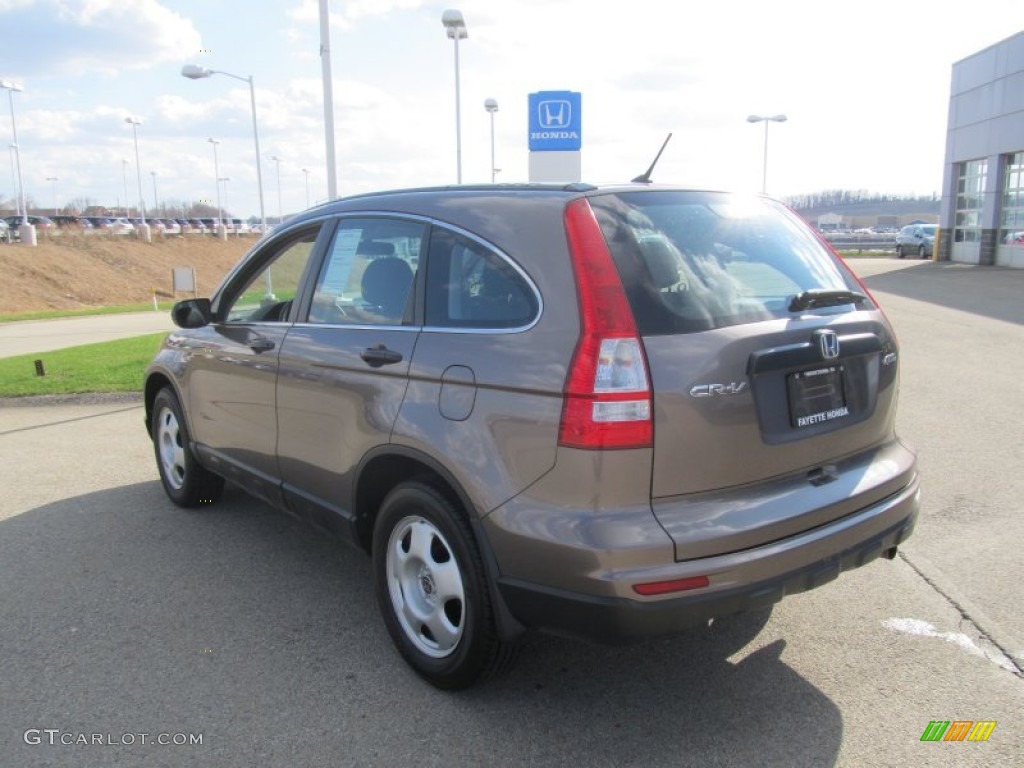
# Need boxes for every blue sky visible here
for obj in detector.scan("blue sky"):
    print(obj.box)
[1,0,1022,219]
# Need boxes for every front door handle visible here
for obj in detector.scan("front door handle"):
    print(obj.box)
[248,336,276,353]
[360,345,403,368]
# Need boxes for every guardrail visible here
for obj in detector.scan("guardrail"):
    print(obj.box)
[823,235,897,252]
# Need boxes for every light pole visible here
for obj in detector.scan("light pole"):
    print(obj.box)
[125,116,150,241]
[218,177,233,235]
[441,9,468,184]
[746,114,787,194]
[46,176,58,216]
[121,159,129,216]
[181,65,267,236]
[484,97,498,183]
[271,155,283,224]
[7,145,17,218]
[150,171,158,214]
[208,138,225,239]
[1,79,33,244]
[317,0,338,199]
[302,168,310,208]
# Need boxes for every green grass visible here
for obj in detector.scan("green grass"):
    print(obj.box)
[0,302,175,323]
[0,333,167,397]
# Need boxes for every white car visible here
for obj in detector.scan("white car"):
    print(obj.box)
[108,218,136,235]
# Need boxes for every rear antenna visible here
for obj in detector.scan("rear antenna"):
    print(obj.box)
[631,133,673,184]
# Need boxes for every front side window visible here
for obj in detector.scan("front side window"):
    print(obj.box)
[223,226,320,323]
[425,228,538,329]
[1000,151,1024,246]
[954,158,988,243]
[307,217,425,326]
[590,191,859,335]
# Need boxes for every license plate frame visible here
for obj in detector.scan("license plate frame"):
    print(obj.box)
[787,365,848,429]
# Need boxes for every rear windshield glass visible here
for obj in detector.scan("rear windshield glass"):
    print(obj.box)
[589,191,860,335]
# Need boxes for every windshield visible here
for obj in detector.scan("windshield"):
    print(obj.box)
[589,191,860,335]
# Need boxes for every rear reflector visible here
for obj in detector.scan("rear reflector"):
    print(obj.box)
[632,576,710,596]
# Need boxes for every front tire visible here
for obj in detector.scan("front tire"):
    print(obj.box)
[918,245,928,259]
[373,482,515,689]
[895,244,904,258]
[152,387,224,507]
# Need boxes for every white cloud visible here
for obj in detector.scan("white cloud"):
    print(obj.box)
[0,0,201,77]
[288,0,426,29]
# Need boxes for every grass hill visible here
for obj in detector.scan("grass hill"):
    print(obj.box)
[0,234,252,314]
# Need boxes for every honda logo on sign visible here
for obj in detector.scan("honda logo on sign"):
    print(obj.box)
[538,100,571,129]
[528,91,582,151]
[817,330,840,360]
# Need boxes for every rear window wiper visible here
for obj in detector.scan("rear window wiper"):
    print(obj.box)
[788,289,867,312]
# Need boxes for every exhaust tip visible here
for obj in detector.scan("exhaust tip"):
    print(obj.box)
[883,546,899,561]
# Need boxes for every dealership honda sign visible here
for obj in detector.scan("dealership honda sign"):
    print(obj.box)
[528,91,582,151]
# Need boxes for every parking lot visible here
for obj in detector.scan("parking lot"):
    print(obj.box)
[1,258,1021,767]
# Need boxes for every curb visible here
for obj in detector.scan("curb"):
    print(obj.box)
[0,392,144,408]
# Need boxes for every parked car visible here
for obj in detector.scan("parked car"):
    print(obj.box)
[108,217,136,235]
[146,183,920,689]
[895,224,937,258]
[231,218,251,236]
[3,214,56,233]
[176,218,194,234]
[188,219,208,235]
[51,215,93,231]
[0,218,9,242]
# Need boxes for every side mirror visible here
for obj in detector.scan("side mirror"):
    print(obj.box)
[172,298,213,328]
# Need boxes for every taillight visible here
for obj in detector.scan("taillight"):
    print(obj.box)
[559,198,652,450]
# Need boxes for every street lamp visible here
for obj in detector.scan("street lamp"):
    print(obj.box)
[208,138,225,239]
[124,116,150,241]
[441,9,468,184]
[150,170,158,214]
[746,114,787,194]
[271,155,283,223]
[302,168,310,208]
[181,64,267,236]
[484,97,498,183]
[46,176,58,216]
[1,79,33,243]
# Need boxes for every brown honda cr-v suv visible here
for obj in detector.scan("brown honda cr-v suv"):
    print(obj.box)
[146,184,919,689]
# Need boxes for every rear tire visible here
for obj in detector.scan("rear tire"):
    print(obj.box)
[373,481,516,689]
[152,387,224,507]
[895,244,904,258]
[918,245,927,259]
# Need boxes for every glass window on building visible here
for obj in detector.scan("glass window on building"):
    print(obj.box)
[999,152,1024,246]
[954,158,988,243]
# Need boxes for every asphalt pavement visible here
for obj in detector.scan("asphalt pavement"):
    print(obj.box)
[0,258,1021,767]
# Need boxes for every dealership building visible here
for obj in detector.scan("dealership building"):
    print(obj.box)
[939,30,1024,267]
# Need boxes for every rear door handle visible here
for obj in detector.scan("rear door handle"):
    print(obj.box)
[248,336,276,353]
[360,345,404,368]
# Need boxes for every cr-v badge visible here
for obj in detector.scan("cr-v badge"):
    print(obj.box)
[689,382,748,398]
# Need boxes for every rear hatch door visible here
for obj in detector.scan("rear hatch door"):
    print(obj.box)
[589,190,910,559]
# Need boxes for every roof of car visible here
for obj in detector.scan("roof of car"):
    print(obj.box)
[286,182,734,225]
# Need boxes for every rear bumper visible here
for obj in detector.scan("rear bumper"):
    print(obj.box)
[490,473,919,642]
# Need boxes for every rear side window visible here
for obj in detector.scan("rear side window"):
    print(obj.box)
[308,217,425,326]
[425,228,538,329]
[589,191,860,334]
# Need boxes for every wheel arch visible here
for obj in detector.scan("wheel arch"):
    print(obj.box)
[354,445,527,641]
[144,370,179,436]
